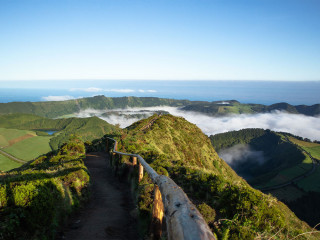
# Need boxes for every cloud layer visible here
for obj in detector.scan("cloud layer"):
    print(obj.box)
[75,106,320,141]
[42,95,75,101]
[69,87,157,93]
[218,144,266,166]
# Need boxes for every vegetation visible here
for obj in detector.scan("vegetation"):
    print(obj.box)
[0,154,21,172]
[181,100,320,116]
[0,96,319,118]
[3,135,52,161]
[0,113,119,150]
[210,128,308,185]
[0,136,90,240]
[211,128,320,229]
[111,115,317,239]
[0,96,191,118]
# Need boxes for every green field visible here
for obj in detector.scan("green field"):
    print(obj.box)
[297,167,320,192]
[0,128,36,147]
[0,128,53,170]
[3,135,52,161]
[267,185,305,202]
[289,137,320,160]
[0,154,22,171]
[255,154,312,188]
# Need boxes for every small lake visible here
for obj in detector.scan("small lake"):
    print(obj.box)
[44,131,57,135]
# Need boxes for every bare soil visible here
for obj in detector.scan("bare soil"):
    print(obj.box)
[8,134,34,146]
[57,152,139,240]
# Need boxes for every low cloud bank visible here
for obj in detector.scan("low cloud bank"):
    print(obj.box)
[218,144,266,167]
[75,108,156,128]
[42,95,75,101]
[69,87,157,93]
[76,106,320,141]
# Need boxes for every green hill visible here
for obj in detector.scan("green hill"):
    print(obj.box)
[210,129,307,183]
[0,113,119,150]
[182,100,320,116]
[115,115,316,239]
[210,129,320,228]
[0,96,191,118]
[0,96,319,118]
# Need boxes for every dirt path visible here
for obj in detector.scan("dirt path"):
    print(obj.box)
[58,152,139,240]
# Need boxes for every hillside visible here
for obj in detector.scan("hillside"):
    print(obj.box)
[0,96,191,118]
[0,113,119,150]
[0,137,90,239]
[181,100,320,116]
[0,96,319,118]
[116,115,316,239]
[210,129,307,182]
[210,129,320,227]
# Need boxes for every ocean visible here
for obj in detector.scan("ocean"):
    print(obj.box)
[0,80,319,105]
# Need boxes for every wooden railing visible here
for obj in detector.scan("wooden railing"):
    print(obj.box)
[106,137,216,240]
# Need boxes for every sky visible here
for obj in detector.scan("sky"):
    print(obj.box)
[0,0,320,81]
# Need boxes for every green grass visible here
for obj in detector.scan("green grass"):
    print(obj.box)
[289,137,320,160]
[3,135,52,161]
[114,114,317,239]
[0,154,22,171]
[0,137,89,239]
[267,185,305,202]
[253,154,312,189]
[297,167,320,192]
[55,113,77,118]
[305,146,320,160]
[0,128,35,147]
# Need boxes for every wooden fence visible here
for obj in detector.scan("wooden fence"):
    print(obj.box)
[106,137,216,240]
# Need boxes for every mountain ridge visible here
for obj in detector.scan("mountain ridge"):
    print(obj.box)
[0,96,319,118]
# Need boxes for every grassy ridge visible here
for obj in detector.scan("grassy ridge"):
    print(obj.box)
[0,136,90,239]
[0,96,319,118]
[116,115,316,239]
[0,96,191,118]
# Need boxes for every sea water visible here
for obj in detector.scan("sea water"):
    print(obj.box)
[0,80,319,105]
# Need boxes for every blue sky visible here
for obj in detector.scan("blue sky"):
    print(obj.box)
[0,0,319,81]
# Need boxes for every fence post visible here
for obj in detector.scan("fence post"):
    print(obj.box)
[138,163,144,182]
[151,185,164,240]
[132,156,137,166]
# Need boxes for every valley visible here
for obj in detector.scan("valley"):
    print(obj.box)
[0,97,320,239]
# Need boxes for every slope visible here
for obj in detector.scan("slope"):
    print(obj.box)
[210,129,320,228]
[116,115,316,239]
[0,113,119,150]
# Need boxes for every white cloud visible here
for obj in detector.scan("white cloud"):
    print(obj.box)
[219,144,266,166]
[104,89,135,93]
[70,87,103,92]
[74,106,320,141]
[42,95,75,101]
[138,89,157,93]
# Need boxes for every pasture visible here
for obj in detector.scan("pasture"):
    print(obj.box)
[3,135,52,161]
[0,154,22,171]
[0,128,52,170]
[0,128,36,147]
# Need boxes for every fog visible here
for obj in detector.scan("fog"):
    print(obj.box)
[218,144,266,167]
[75,107,320,141]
